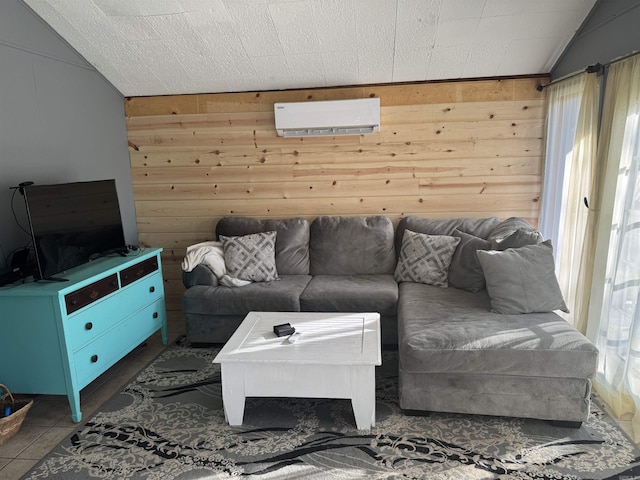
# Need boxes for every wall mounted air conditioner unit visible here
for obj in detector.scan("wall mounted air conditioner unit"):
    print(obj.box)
[274,98,380,137]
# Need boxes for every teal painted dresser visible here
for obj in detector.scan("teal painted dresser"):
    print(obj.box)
[0,248,168,422]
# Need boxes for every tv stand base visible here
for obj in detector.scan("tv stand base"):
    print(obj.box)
[0,248,168,423]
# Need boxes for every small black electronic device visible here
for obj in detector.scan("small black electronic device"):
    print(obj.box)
[0,268,20,287]
[273,323,295,337]
[0,249,36,286]
[0,263,35,286]
[10,248,30,269]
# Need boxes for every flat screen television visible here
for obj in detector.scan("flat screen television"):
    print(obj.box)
[23,179,127,280]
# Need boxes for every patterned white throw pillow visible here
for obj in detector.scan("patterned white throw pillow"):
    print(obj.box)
[394,230,460,287]
[219,231,278,282]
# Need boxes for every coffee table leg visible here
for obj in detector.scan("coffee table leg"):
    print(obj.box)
[220,363,246,425]
[351,365,376,430]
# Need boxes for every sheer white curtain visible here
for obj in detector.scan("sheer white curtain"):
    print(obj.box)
[539,73,600,331]
[587,54,640,442]
[539,75,586,254]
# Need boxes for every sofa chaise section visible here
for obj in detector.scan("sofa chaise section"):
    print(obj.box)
[397,283,597,423]
[395,216,598,424]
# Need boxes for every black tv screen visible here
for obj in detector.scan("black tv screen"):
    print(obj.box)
[24,179,127,280]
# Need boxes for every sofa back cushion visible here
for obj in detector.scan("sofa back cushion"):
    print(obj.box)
[395,216,501,253]
[486,217,543,250]
[395,216,502,292]
[310,216,396,275]
[216,217,310,275]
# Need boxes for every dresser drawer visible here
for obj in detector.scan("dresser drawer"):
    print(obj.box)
[119,271,164,313]
[65,301,120,352]
[65,274,119,315]
[73,299,166,388]
[120,256,159,287]
[65,272,163,353]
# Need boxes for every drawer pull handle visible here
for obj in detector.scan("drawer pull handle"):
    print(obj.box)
[71,299,78,305]
[89,290,99,300]
[85,322,93,330]
[149,286,155,293]
[153,312,158,319]
[90,354,98,363]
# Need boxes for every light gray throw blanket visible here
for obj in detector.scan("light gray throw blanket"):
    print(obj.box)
[181,241,251,287]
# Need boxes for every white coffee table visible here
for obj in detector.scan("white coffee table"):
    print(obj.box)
[213,311,381,430]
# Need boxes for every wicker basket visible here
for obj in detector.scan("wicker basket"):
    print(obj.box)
[0,384,33,446]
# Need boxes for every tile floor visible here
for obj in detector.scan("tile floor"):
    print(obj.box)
[0,311,185,480]
[0,312,637,479]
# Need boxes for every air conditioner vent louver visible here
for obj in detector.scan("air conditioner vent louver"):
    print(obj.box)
[274,98,380,138]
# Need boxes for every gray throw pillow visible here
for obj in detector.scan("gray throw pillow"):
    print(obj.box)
[216,217,310,275]
[487,217,543,250]
[477,240,569,314]
[394,230,460,287]
[220,231,278,282]
[448,229,491,292]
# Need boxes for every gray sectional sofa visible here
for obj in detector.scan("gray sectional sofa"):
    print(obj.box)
[182,214,598,425]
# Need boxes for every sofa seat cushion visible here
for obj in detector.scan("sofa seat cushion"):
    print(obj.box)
[397,282,598,379]
[300,274,398,316]
[182,275,311,316]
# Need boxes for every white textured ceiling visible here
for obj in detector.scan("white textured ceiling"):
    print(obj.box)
[24,0,596,97]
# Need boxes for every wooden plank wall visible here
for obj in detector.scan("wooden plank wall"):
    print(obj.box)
[125,76,547,311]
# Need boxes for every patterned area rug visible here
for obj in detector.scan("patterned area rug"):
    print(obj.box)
[24,337,640,479]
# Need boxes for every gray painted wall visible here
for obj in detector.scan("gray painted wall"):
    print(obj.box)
[552,0,640,79]
[0,0,136,272]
